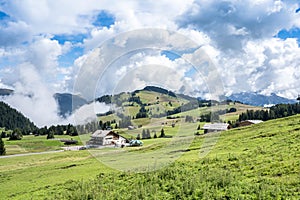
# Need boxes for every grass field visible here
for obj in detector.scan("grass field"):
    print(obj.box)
[0,114,299,199]
[3,135,83,155]
[0,151,113,199]
[173,103,263,119]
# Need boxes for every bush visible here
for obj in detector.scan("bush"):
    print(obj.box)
[0,131,6,138]
[47,131,55,139]
[9,128,22,140]
[228,107,237,113]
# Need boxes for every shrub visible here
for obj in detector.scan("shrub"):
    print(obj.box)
[9,128,22,140]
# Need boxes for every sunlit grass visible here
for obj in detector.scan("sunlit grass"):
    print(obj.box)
[1,114,300,199]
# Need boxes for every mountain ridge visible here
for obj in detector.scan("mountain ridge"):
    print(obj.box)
[0,88,13,96]
[1,87,298,117]
[228,92,296,106]
[54,93,88,117]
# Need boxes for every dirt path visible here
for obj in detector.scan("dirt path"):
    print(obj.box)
[0,150,64,159]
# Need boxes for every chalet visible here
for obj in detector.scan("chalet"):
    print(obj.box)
[87,130,128,147]
[239,120,263,127]
[202,123,230,134]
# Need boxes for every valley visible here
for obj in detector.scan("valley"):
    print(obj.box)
[0,86,299,199]
[0,114,299,199]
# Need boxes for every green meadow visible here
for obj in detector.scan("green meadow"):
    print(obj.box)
[0,114,299,199]
[3,135,83,155]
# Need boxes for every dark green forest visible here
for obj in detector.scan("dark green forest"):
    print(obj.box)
[0,101,37,134]
[238,103,300,122]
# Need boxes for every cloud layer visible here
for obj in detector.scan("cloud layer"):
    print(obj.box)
[0,0,300,125]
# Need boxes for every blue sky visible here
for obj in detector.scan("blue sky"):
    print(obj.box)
[1,0,300,125]
[92,10,115,28]
[277,27,300,42]
[0,10,9,20]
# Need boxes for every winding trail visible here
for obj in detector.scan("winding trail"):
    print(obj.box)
[0,150,64,159]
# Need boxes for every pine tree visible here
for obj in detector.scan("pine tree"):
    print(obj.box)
[197,124,200,130]
[142,129,146,139]
[136,134,141,140]
[47,130,55,139]
[0,137,6,155]
[70,126,78,136]
[153,132,157,138]
[160,128,165,138]
[146,129,151,139]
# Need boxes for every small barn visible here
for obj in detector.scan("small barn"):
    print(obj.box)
[128,126,136,130]
[239,120,263,127]
[87,130,128,147]
[202,123,230,134]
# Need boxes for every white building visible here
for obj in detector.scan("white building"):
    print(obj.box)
[87,130,128,147]
[202,123,230,133]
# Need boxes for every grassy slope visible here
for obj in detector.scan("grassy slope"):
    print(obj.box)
[173,102,263,119]
[0,114,299,199]
[100,98,262,135]
[61,115,299,199]
[3,135,83,155]
[0,151,113,199]
[99,90,189,122]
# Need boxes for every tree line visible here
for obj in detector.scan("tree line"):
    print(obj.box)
[238,103,300,122]
[136,128,165,140]
[0,124,79,140]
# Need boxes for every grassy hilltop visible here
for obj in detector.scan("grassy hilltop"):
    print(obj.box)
[95,86,262,129]
[0,114,299,199]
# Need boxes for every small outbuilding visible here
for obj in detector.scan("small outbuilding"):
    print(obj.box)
[128,126,136,130]
[202,123,230,134]
[239,120,263,127]
[87,130,128,147]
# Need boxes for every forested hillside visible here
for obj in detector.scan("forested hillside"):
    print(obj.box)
[239,103,300,121]
[0,101,36,133]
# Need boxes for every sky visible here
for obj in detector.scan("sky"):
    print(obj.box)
[0,0,300,126]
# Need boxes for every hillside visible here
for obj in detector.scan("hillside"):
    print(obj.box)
[54,93,88,117]
[96,86,191,121]
[0,101,37,133]
[95,86,262,130]
[0,114,299,199]
[59,114,300,199]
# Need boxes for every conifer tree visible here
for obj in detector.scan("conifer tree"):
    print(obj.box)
[146,129,151,139]
[47,130,55,139]
[160,128,165,138]
[142,129,146,139]
[0,137,6,155]
[136,134,141,140]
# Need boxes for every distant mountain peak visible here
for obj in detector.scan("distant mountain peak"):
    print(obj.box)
[0,88,13,96]
[228,92,296,106]
[54,93,88,117]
